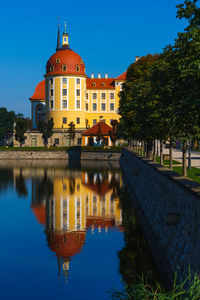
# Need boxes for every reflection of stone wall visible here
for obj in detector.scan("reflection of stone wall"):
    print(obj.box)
[120,148,200,289]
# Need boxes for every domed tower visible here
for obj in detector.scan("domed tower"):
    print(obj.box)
[45,23,87,130]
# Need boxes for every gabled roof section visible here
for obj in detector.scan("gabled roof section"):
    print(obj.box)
[86,78,115,90]
[115,71,127,81]
[30,80,45,100]
[82,121,112,136]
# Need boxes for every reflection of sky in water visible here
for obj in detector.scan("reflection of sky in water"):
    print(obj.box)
[0,166,124,300]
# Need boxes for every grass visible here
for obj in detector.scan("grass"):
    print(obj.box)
[155,156,181,166]
[112,272,200,299]
[173,166,200,184]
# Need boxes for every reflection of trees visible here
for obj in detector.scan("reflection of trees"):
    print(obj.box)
[69,176,75,195]
[118,188,160,287]
[0,168,14,194]
[15,168,28,197]
[109,174,120,200]
[36,169,54,203]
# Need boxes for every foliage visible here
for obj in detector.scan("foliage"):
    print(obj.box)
[68,121,75,146]
[14,118,28,147]
[37,119,54,147]
[109,119,118,145]
[0,107,16,141]
[112,272,200,299]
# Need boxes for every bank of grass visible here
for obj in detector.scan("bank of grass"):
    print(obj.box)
[155,156,181,166]
[173,166,200,184]
[112,272,200,299]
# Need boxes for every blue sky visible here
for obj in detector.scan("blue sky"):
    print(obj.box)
[0,0,187,117]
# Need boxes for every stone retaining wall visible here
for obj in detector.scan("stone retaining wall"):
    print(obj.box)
[0,150,121,161]
[120,147,200,288]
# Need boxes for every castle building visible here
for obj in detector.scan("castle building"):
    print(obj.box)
[17,24,128,147]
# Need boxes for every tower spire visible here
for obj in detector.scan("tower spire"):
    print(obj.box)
[62,21,69,49]
[56,22,61,51]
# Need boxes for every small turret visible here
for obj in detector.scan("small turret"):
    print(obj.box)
[62,21,69,49]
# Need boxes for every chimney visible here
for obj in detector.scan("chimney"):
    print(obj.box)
[91,73,94,79]
[135,56,140,62]
[105,73,108,79]
[98,73,101,79]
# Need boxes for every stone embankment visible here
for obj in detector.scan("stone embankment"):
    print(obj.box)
[120,147,200,288]
[0,150,121,161]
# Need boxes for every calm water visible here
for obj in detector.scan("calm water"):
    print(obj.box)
[0,160,158,300]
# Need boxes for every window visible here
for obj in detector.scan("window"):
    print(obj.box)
[76,89,80,96]
[76,65,80,72]
[93,103,97,111]
[92,82,96,87]
[103,119,106,123]
[101,103,106,111]
[63,117,67,124]
[104,138,108,146]
[86,93,88,99]
[101,93,106,99]
[50,65,54,72]
[56,58,60,63]
[80,59,83,65]
[62,65,67,71]
[76,100,80,108]
[86,119,88,127]
[76,78,80,84]
[63,89,67,96]
[101,82,105,87]
[50,78,53,84]
[93,93,97,100]
[63,78,67,84]
[63,100,67,108]
[110,119,113,125]
[110,103,114,111]
[85,103,88,111]
[93,119,97,125]
[78,138,82,145]
[76,118,80,124]
[50,89,53,96]
[110,93,114,99]
[50,100,54,109]
[55,138,59,145]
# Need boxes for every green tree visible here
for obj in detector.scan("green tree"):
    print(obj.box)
[0,107,16,142]
[68,121,75,146]
[37,119,54,147]
[119,54,159,159]
[109,119,118,146]
[14,119,28,148]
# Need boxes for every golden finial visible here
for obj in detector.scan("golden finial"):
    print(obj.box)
[64,21,67,33]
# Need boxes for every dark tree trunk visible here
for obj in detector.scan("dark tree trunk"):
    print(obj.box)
[160,140,163,165]
[182,143,187,177]
[169,138,173,170]
[153,140,156,161]
[146,140,153,160]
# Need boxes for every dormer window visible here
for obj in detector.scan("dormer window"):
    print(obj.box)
[76,65,80,72]
[101,82,105,87]
[62,65,67,71]
[92,82,96,87]
[56,58,60,63]
[50,65,54,72]
[80,59,83,65]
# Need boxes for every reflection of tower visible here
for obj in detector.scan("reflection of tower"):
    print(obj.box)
[30,167,123,283]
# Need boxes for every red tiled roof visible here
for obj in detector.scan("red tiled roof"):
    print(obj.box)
[30,80,45,100]
[45,49,85,76]
[115,71,127,80]
[31,205,45,225]
[86,78,115,89]
[82,121,112,136]
[47,231,85,258]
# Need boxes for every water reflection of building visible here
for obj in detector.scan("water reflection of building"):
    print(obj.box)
[27,168,122,282]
